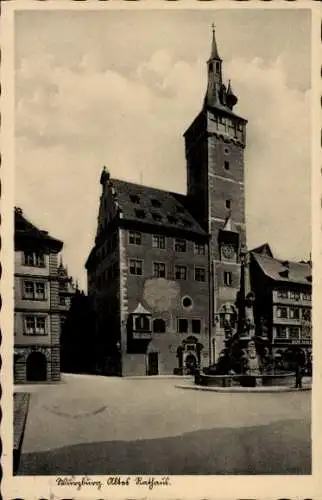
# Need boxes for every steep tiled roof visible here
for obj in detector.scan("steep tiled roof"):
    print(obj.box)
[251,252,312,285]
[109,179,208,236]
[14,207,63,250]
[250,243,273,258]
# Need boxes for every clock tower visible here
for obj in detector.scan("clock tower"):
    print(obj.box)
[184,26,247,360]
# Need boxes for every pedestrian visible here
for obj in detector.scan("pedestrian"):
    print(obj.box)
[295,363,303,389]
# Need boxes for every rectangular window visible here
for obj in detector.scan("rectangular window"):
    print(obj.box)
[276,326,287,339]
[129,231,141,245]
[24,315,47,335]
[277,289,289,299]
[35,282,45,300]
[152,234,166,249]
[302,308,311,321]
[302,292,311,301]
[25,315,36,334]
[23,281,34,299]
[301,325,312,339]
[129,259,143,276]
[194,243,206,255]
[175,265,187,280]
[277,306,288,319]
[24,251,45,267]
[153,262,166,278]
[36,317,46,334]
[290,290,300,300]
[177,318,188,333]
[174,238,186,252]
[224,271,232,286]
[289,307,300,320]
[23,281,46,300]
[191,319,201,334]
[195,267,206,282]
[289,326,300,339]
[225,200,231,209]
[60,296,66,306]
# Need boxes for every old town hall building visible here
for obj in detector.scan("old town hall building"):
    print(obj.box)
[86,29,248,376]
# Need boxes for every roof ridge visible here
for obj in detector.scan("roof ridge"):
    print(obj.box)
[110,177,186,199]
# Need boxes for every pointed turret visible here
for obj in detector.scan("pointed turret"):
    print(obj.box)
[204,24,223,109]
[208,23,222,62]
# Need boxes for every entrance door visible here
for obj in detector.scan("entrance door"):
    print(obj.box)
[185,354,197,374]
[147,352,159,375]
[26,352,47,382]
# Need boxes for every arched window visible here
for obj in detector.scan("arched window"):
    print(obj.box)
[153,318,166,333]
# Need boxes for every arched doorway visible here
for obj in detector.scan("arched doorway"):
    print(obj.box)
[177,336,204,374]
[185,353,198,374]
[26,351,47,382]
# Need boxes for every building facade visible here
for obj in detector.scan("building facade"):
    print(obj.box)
[86,28,249,376]
[249,244,312,368]
[57,259,76,332]
[14,207,63,383]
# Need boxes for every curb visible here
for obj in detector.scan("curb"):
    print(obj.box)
[123,375,193,380]
[175,384,312,393]
[13,392,30,474]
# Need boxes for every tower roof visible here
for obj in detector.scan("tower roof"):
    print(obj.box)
[209,24,221,61]
[222,212,239,233]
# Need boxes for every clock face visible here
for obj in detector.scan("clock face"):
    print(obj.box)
[222,244,234,260]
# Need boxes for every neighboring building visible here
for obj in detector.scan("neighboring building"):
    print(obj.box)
[249,243,312,367]
[86,28,248,376]
[57,258,76,331]
[60,289,96,374]
[14,207,63,383]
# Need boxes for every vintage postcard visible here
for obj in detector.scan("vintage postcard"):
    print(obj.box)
[1,1,321,499]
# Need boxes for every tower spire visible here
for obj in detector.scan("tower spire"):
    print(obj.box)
[209,23,221,62]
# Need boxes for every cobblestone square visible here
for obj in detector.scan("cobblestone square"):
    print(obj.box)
[16,374,311,475]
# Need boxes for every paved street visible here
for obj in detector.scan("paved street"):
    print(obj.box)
[17,374,311,475]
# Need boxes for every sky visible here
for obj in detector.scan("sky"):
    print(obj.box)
[15,8,312,290]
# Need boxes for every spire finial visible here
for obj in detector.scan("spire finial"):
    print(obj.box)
[209,22,221,61]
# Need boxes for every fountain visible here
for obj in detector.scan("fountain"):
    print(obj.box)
[195,246,296,389]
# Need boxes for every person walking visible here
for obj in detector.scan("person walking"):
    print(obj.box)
[295,362,303,389]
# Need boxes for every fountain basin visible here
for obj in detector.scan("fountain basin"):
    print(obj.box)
[195,371,296,388]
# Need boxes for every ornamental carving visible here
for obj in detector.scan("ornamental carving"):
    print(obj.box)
[14,346,51,361]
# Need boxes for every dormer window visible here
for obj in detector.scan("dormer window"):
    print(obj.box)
[181,217,192,228]
[167,215,177,224]
[135,209,145,219]
[152,212,162,222]
[279,269,289,278]
[151,199,161,208]
[130,194,140,204]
